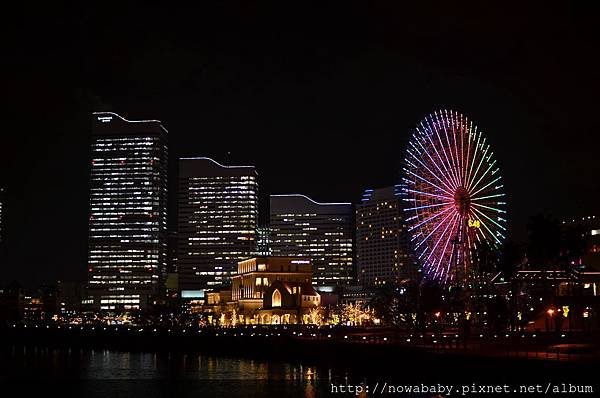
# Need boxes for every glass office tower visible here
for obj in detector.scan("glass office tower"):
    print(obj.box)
[270,194,354,287]
[87,112,168,311]
[0,187,4,244]
[256,226,272,256]
[177,157,258,297]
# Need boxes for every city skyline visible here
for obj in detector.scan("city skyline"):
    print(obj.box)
[3,3,600,288]
[0,106,598,288]
[2,5,600,395]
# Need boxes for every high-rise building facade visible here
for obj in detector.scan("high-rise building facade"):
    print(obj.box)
[356,186,418,286]
[0,187,5,262]
[256,226,272,256]
[270,194,354,287]
[177,157,258,297]
[87,112,168,311]
[0,187,4,245]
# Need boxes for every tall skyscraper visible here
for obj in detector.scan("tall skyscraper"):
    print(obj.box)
[0,187,4,245]
[270,194,354,287]
[256,225,272,256]
[356,186,418,286]
[87,112,168,311]
[177,157,258,297]
[167,231,179,274]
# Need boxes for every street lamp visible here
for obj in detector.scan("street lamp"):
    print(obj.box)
[546,308,555,332]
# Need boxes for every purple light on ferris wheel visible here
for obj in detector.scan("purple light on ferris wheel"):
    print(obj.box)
[402,110,507,285]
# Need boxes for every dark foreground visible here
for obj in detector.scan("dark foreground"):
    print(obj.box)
[1,325,598,397]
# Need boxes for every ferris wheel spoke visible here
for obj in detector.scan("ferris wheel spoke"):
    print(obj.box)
[405,188,452,201]
[471,206,507,231]
[466,129,482,189]
[413,137,457,194]
[468,134,487,183]
[410,231,423,243]
[450,110,466,187]
[433,112,461,188]
[466,142,490,192]
[475,228,488,245]
[471,202,506,214]
[448,110,464,186]
[429,212,459,277]
[470,208,506,242]
[407,147,456,194]
[465,232,475,264]
[469,209,494,241]
[405,159,454,197]
[402,201,453,212]
[417,245,430,260]
[414,209,456,250]
[419,129,456,190]
[434,214,461,282]
[459,116,468,186]
[469,159,497,194]
[442,217,464,280]
[415,213,453,255]
[470,175,502,198]
[440,110,461,185]
[408,205,454,232]
[477,217,504,244]
[470,193,505,201]
[423,118,459,189]
[403,168,453,196]
[464,124,476,186]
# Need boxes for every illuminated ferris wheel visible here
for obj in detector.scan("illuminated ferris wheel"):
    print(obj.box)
[402,110,507,285]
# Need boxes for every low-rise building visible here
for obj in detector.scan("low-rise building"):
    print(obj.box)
[257,280,320,324]
[201,256,321,325]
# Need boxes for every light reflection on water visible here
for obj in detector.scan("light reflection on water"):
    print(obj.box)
[1,345,340,381]
[0,346,443,397]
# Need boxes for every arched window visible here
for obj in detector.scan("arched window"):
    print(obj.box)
[272,289,282,308]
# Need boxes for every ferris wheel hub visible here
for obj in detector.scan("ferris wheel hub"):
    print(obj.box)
[454,187,471,217]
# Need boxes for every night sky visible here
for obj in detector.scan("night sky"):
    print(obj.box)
[3,3,599,287]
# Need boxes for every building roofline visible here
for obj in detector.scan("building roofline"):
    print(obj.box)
[179,157,255,169]
[270,194,351,206]
[92,112,168,133]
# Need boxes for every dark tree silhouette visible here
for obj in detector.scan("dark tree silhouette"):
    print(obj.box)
[560,223,588,268]
[498,240,525,330]
[527,213,561,269]
[499,240,524,280]
[527,214,562,301]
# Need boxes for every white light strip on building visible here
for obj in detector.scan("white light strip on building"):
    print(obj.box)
[179,157,255,169]
[92,112,168,133]
[271,194,351,206]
